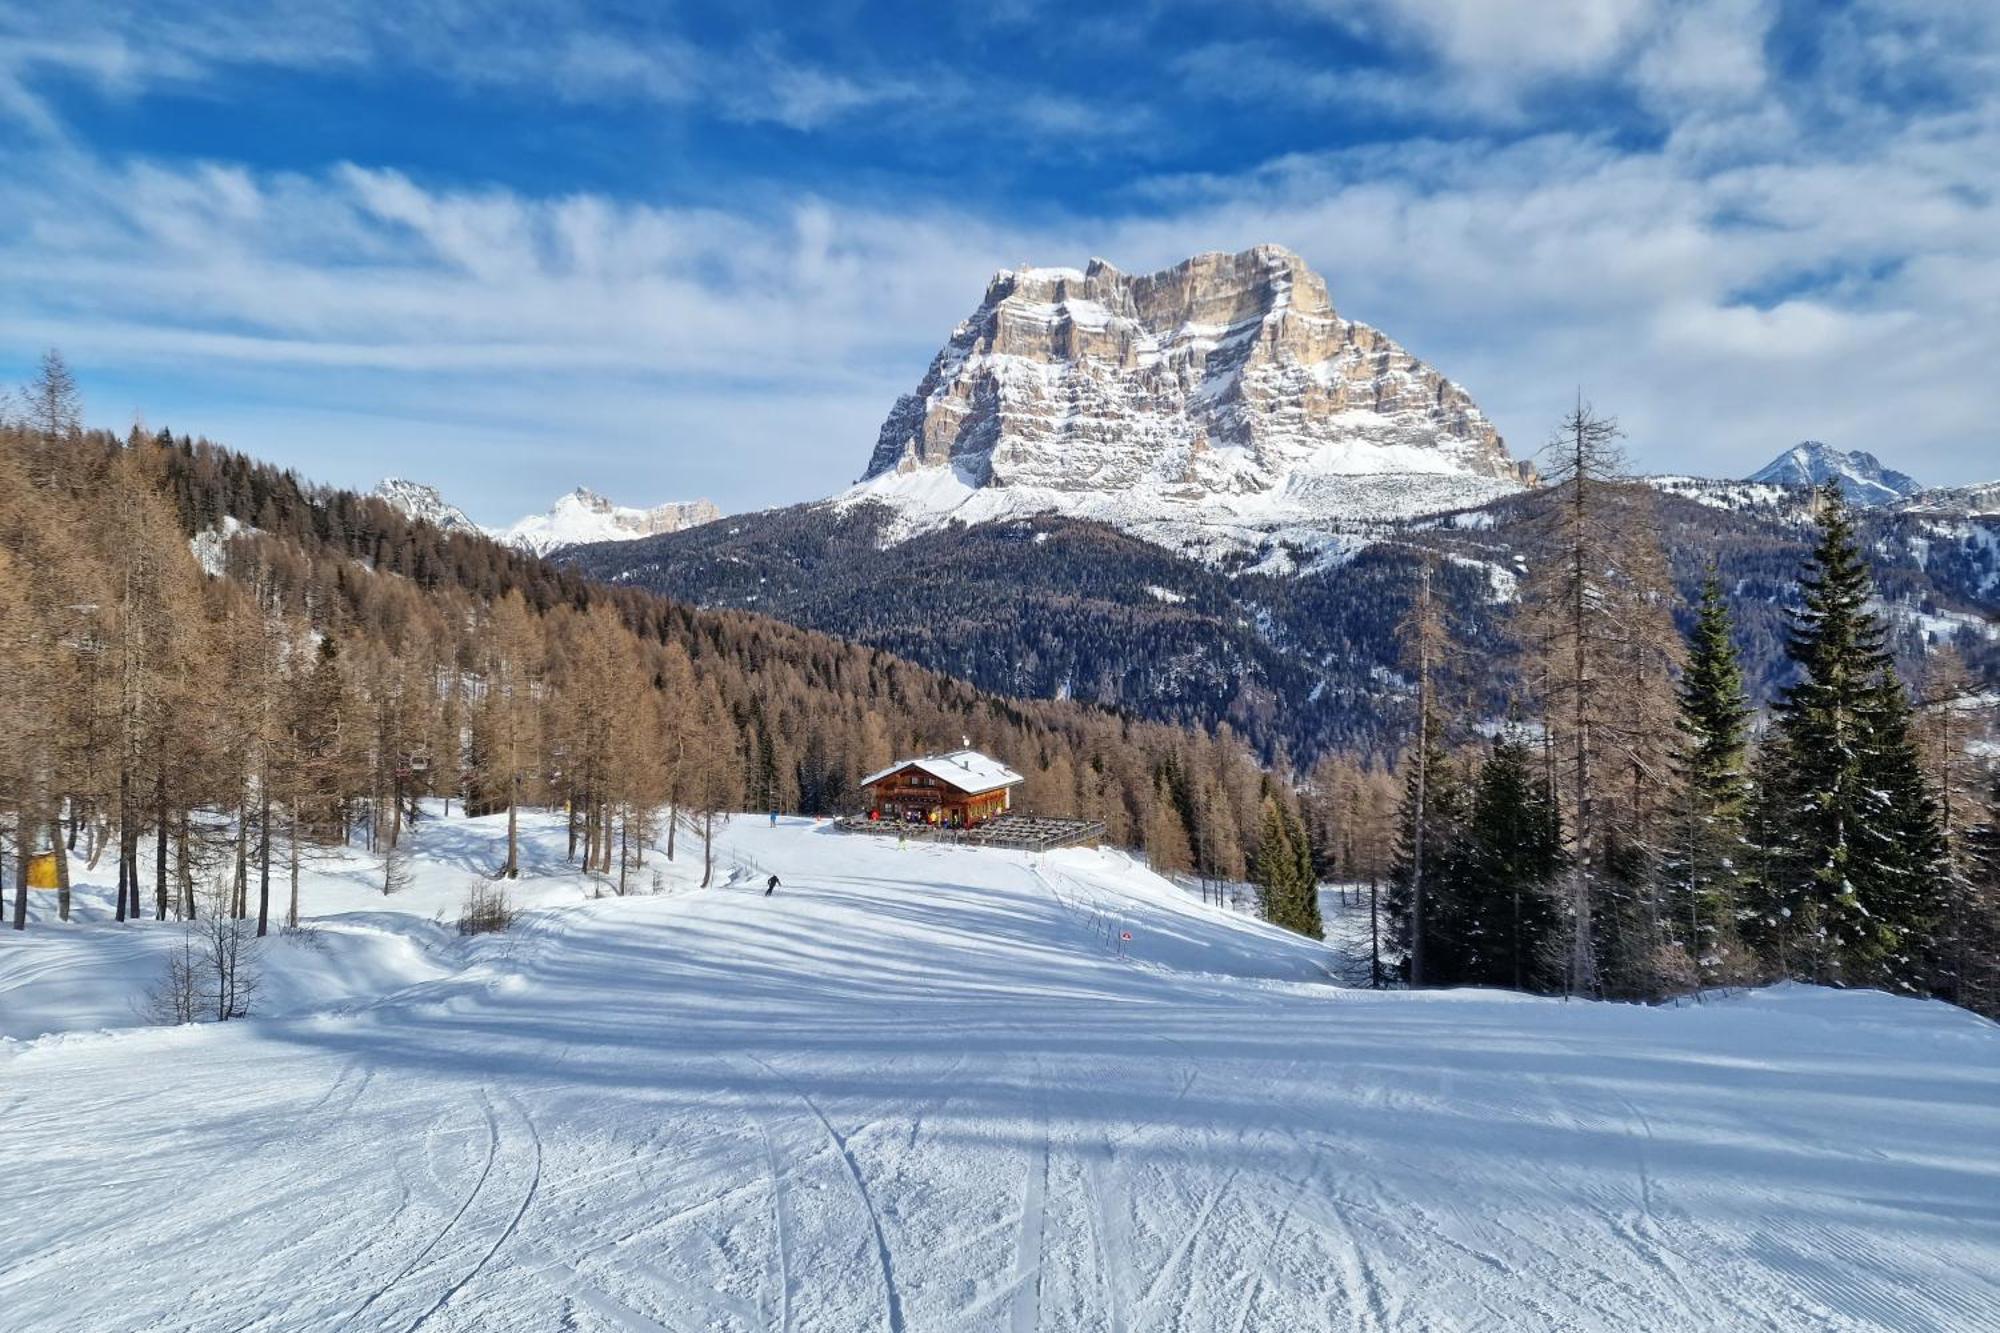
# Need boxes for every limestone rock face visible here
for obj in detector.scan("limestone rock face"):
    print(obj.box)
[863,245,1521,504]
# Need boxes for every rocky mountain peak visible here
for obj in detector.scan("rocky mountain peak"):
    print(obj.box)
[372,478,477,533]
[1747,441,1921,507]
[850,244,1525,555]
[500,489,722,555]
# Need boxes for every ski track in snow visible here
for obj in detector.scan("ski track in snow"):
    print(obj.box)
[740,1050,908,1333]
[2,809,1997,1332]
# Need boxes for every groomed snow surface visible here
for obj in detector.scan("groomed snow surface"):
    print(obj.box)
[2,809,1996,1332]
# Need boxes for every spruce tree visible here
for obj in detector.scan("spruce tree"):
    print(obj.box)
[1961,774,2000,1018]
[1247,794,1321,938]
[1253,797,1302,935]
[1666,572,1753,989]
[1461,730,1563,990]
[1857,667,1947,983]
[1284,798,1322,939]
[1756,483,1946,990]
[1388,737,1467,984]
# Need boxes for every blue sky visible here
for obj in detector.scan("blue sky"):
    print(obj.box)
[2,0,1995,521]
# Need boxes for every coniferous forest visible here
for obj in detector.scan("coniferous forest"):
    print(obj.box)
[1386,408,1999,1015]
[3,360,1995,1016]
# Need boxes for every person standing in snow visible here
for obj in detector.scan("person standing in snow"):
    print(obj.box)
[765,874,780,896]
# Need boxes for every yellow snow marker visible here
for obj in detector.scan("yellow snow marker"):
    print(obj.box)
[26,850,64,889]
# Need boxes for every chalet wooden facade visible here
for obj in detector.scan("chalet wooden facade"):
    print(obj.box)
[861,749,1024,829]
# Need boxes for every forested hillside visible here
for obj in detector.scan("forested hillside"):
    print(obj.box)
[2,368,1377,935]
[574,486,2000,761]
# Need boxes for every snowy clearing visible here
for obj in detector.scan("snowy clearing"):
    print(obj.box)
[2,810,1997,1332]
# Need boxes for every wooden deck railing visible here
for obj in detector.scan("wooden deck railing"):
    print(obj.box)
[834,812,1106,854]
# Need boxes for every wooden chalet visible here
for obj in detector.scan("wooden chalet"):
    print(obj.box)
[860,749,1024,829]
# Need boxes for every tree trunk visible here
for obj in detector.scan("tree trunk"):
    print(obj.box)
[257,791,273,937]
[115,765,133,922]
[1569,423,1595,999]
[52,815,70,922]
[287,811,302,930]
[10,816,25,931]
[177,814,195,920]
[701,810,715,889]
[1369,875,1380,990]
[503,783,519,880]
[155,770,169,921]
[617,809,630,896]
[85,817,107,871]
[233,807,249,919]
[125,826,140,926]
[115,835,130,924]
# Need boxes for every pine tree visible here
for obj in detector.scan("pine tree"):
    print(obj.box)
[1252,795,1318,936]
[1960,774,2000,1018]
[1755,483,1947,990]
[1283,797,1322,938]
[1858,666,1947,982]
[1665,571,1753,989]
[1915,650,1991,1005]
[1388,731,1467,984]
[1288,800,1320,932]
[1459,730,1563,990]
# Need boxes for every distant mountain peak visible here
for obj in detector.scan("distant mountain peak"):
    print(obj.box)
[499,489,722,555]
[1746,441,1921,506]
[372,478,477,533]
[848,244,1527,554]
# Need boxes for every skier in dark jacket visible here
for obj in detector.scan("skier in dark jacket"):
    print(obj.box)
[765,874,780,896]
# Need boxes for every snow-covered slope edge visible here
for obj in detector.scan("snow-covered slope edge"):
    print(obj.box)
[0,805,1325,1046]
[4,810,1995,1331]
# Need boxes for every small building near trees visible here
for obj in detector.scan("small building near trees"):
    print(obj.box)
[861,749,1023,829]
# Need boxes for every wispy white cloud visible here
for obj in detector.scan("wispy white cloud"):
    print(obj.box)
[0,2,926,135]
[0,0,1994,512]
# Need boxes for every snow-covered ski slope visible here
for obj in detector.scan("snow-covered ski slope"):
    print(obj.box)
[3,812,1997,1332]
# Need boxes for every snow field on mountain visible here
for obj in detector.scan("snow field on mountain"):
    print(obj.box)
[2,810,1997,1331]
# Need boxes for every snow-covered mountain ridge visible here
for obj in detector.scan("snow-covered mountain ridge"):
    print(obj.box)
[842,244,1530,553]
[371,478,478,533]
[496,488,722,555]
[1895,479,2000,518]
[1747,441,1921,506]
[372,480,722,555]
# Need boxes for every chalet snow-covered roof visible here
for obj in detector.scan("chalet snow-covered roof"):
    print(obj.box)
[862,749,1024,796]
